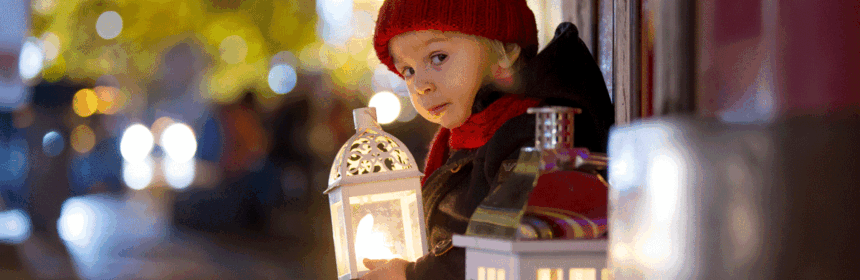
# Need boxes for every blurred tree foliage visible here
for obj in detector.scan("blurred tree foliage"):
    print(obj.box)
[30,0,318,103]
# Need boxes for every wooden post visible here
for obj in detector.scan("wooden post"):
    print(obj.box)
[611,0,640,125]
[652,0,695,115]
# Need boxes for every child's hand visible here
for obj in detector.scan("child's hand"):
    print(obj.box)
[361,258,409,280]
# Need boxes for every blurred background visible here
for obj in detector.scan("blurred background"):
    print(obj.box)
[1,0,858,279]
[1,0,450,279]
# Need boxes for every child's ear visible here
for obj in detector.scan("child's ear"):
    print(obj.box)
[498,43,522,69]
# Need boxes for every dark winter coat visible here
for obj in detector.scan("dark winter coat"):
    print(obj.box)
[404,22,615,280]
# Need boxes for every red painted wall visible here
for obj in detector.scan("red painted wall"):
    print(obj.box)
[697,0,860,119]
[777,0,860,116]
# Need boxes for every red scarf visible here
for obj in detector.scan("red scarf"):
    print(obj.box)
[422,95,540,186]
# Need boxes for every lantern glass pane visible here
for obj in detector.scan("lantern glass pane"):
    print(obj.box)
[330,201,350,277]
[348,190,419,272]
[404,190,422,260]
[569,268,596,280]
[537,268,564,280]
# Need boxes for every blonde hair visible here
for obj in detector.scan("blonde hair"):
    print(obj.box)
[472,36,523,70]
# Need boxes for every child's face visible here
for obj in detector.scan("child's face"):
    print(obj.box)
[389,30,496,129]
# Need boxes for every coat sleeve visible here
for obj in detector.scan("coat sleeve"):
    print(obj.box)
[404,247,466,280]
[404,117,535,280]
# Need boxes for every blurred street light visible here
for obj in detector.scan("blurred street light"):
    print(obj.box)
[268,64,298,94]
[0,209,31,244]
[19,38,44,81]
[120,124,154,163]
[161,123,197,162]
[42,130,64,157]
[122,158,154,190]
[96,11,123,40]
[368,91,400,124]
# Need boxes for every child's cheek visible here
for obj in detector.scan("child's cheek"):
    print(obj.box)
[408,95,430,119]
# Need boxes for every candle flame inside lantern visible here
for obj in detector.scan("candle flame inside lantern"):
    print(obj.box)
[356,214,400,262]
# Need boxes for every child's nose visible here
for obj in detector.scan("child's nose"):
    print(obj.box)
[415,76,436,95]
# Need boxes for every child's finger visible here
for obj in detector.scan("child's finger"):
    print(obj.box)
[363,258,387,269]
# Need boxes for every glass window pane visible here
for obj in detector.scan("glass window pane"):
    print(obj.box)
[349,190,416,271]
[538,268,564,280]
[330,201,350,277]
[569,268,596,280]
[400,191,422,260]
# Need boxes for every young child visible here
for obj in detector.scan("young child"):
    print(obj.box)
[361,0,615,279]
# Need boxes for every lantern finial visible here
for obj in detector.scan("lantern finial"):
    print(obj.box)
[353,107,381,130]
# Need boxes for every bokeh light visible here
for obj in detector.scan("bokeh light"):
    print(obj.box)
[298,43,324,72]
[368,91,401,124]
[317,0,355,46]
[163,157,195,190]
[57,197,107,250]
[96,11,123,40]
[41,32,60,62]
[122,158,154,190]
[73,89,98,117]
[58,199,91,246]
[70,124,96,154]
[32,0,57,15]
[42,130,64,157]
[318,44,349,70]
[219,35,248,64]
[352,10,375,39]
[19,38,44,81]
[93,86,122,114]
[120,124,154,163]
[268,64,298,94]
[271,50,298,67]
[160,123,197,162]
[0,138,29,184]
[0,209,32,244]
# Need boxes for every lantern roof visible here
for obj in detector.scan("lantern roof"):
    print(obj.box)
[325,107,422,193]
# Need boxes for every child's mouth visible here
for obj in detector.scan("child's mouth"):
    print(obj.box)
[428,103,449,117]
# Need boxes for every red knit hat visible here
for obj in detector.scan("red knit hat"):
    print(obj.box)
[374,0,539,78]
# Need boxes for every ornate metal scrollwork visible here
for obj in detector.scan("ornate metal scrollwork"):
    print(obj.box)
[330,132,414,184]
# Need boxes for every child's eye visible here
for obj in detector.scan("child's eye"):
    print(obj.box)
[401,67,415,78]
[430,54,447,65]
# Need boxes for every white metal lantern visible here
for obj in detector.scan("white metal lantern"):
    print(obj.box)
[325,107,428,280]
[453,235,609,280]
